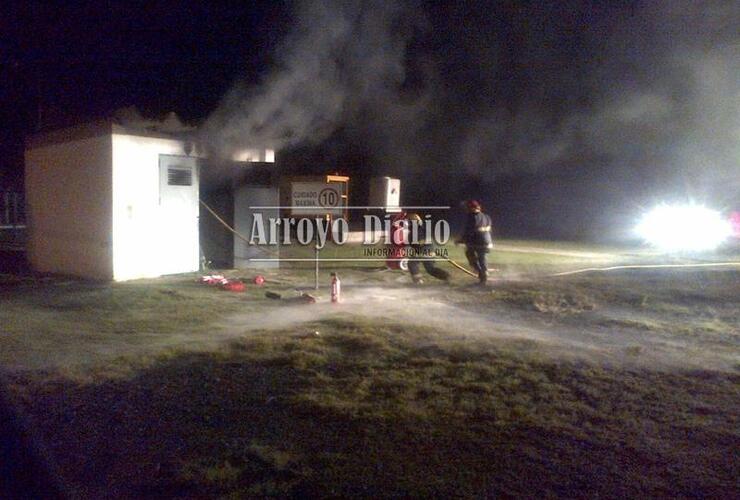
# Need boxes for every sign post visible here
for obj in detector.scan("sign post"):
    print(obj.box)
[289,182,343,290]
[315,235,320,290]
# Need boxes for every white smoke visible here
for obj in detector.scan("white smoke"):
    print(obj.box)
[203,0,739,203]
[202,0,423,158]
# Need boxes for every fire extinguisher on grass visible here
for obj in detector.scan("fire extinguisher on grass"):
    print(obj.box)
[331,272,341,303]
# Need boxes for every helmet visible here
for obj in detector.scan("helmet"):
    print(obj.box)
[466,200,481,212]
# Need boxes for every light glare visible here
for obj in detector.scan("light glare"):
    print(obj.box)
[636,204,731,252]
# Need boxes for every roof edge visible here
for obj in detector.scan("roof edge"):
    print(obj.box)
[26,120,197,150]
[25,119,114,150]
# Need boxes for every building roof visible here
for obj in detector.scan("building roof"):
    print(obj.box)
[26,114,196,150]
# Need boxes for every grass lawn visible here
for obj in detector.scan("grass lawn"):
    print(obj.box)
[1,240,738,497]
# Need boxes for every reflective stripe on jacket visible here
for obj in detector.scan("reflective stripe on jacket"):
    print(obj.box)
[463,212,493,248]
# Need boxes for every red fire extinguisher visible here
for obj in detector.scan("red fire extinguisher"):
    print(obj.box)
[331,272,341,303]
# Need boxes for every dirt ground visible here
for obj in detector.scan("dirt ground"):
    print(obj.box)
[1,242,738,497]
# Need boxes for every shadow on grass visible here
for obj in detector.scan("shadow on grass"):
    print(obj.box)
[7,317,739,498]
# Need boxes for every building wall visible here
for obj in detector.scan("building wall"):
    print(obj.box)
[111,133,200,281]
[24,134,113,279]
[199,187,234,268]
[234,186,279,269]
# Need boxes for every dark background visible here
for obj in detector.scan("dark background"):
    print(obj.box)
[2,1,737,241]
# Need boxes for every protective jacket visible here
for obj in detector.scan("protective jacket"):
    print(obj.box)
[463,211,493,248]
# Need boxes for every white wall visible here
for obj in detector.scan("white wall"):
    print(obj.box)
[25,135,113,279]
[111,133,200,281]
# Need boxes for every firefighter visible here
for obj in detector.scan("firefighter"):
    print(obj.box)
[458,200,493,284]
[406,213,450,284]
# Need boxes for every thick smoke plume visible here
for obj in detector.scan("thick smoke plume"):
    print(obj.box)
[204,0,739,215]
[202,0,423,157]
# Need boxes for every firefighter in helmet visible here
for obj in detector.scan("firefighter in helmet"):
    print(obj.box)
[458,200,493,284]
[406,213,450,284]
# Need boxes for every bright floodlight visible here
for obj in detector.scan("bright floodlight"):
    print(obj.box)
[636,204,732,252]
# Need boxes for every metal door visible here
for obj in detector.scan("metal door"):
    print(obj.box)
[158,155,199,275]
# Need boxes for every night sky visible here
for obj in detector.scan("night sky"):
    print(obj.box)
[2,1,738,240]
[1,2,284,143]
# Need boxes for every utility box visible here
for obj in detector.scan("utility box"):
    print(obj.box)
[369,176,401,212]
[25,121,201,281]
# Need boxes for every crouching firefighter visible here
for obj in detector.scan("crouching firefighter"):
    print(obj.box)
[458,200,493,284]
[406,213,450,284]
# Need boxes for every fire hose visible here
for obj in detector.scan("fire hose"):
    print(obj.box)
[443,257,479,278]
[443,257,740,280]
[200,202,739,279]
[550,261,740,277]
[199,199,250,244]
[199,199,272,256]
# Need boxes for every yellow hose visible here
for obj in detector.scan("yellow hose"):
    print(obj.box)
[551,262,740,277]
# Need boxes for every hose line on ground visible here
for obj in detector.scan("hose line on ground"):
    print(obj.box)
[550,262,740,277]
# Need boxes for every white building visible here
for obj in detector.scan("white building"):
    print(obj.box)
[25,120,202,281]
